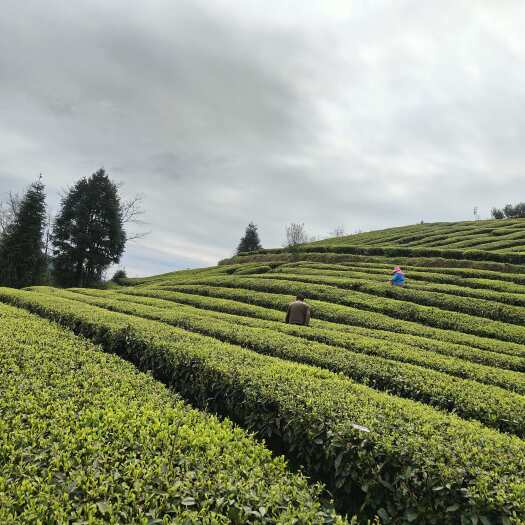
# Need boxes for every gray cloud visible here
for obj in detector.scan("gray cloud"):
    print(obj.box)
[1,0,525,275]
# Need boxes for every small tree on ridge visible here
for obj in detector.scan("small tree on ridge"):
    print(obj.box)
[285,223,308,248]
[237,222,262,254]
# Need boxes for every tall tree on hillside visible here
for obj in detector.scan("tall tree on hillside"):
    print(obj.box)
[0,179,47,288]
[52,169,126,287]
[236,222,262,254]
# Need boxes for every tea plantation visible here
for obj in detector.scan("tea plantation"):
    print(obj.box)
[2,219,525,524]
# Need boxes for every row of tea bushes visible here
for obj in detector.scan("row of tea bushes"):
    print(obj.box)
[274,263,525,300]
[43,287,525,435]
[257,271,525,324]
[0,301,341,524]
[160,277,525,349]
[144,283,525,358]
[64,287,525,372]
[0,287,524,524]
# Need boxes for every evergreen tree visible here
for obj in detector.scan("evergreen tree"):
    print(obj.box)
[236,222,262,254]
[0,179,47,288]
[52,169,126,287]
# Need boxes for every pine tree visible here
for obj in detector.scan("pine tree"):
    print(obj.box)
[52,169,126,287]
[0,179,47,288]
[236,222,262,254]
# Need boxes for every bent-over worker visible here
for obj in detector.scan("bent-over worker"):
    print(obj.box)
[389,266,405,287]
[285,294,311,326]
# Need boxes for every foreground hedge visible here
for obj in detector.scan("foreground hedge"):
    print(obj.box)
[1,288,524,524]
[0,302,342,524]
[46,287,525,435]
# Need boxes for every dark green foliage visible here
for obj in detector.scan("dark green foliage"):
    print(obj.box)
[0,180,47,288]
[52,169,126,287]
[234,264,271,275]
[227,244,525,265]
[491,207,505,219]
[111,268,127,284]
[236,222,262,254]
[501,203,525,218]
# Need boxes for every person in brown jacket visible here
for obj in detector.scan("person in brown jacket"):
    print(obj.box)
[285,294,311,326]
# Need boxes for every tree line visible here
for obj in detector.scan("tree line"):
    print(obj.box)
[235,222,348,255]
[491,203,525,220]
[0,169,139,289]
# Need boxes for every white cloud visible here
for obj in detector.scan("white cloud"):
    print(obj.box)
[2,0,525,275]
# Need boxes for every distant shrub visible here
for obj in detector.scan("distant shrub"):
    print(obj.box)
[234,265,272,275]
[111,269,128,285]
[491,202,525,219]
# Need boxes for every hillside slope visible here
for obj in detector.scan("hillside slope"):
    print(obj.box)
[222,218,525,266]
[309,218,525,251]
[3,220,525,523]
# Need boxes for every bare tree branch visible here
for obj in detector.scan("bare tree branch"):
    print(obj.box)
[126,230,151,241]
[120,193,150,242]
[0,192,20,236]
[284,223,308,248]
[121,194,146,224]
[330,225,346,237]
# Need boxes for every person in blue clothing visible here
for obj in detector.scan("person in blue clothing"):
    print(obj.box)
[389,266,405,287]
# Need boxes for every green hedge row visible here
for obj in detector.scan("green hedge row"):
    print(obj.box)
[165,276,525,347]
[103,287,525,371]
[234,265,272,275]
[316,262,525,292]
[152,282,525,359]
[0,302,341,524]
[271,265,525,305]
[236,244,525,264]
[219,251,525,273]
[1,288,524,524]
[406,230,497,248]
[281,260,525,286]
[284,262,525,294]
[259,271,525,325]
[308,220,525,249]
[44,287,525,435]
[345,261,525,283]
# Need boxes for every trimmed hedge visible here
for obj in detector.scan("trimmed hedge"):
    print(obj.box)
[0,302,342,524]
[218,252,525,272]
[163,276,525,346]
[279,263,525,297]
[257,271,525,325]
[234,265,272,275]
[107,287,525,372]
[1,288,525,524]
[43,287,525,434]
[145,283,525,358]
[235,244,525,264]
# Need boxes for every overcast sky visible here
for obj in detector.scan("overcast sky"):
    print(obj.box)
[1,1,524,275]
